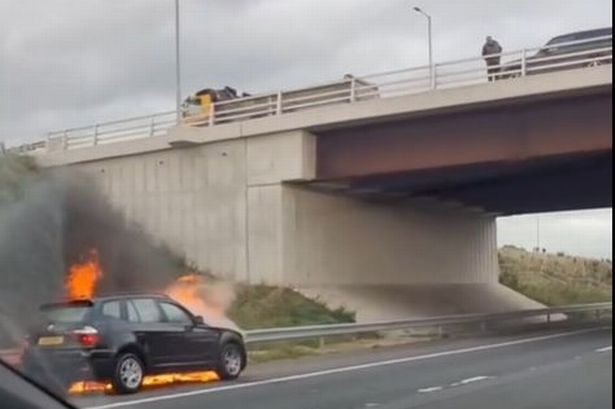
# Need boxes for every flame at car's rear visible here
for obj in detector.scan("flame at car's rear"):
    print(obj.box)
[65,250,102,301]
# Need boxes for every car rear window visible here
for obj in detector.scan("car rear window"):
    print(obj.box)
[43,307,91,323]
[132,298,163,323]
[101,301,122,319]
[39,301,93,323]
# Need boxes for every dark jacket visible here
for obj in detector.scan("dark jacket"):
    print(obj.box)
[482,40,502,60]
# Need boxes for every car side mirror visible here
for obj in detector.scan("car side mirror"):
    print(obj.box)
[194,316,205,325]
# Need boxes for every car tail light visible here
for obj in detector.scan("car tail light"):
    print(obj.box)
[71,326,100,348]
[21,335,31,350]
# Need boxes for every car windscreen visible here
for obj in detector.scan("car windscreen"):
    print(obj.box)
[547,34,577,46]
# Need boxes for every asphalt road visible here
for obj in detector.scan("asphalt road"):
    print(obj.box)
[76,326,612,409]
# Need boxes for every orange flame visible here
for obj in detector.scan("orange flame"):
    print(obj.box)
[68,372,220,395]
[68,381,112,394]
[164,275,209,317]
[65,250,102,301]
[164,274,237,329]
[142,371,220,387]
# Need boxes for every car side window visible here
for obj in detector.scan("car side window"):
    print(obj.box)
[159,302,193,325]
[132,298,163,323]
[126,300,140,323]
[101,301,121,319]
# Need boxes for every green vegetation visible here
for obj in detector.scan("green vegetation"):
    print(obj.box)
[226,284,356,363]
[229,284,355,330]
[499,245,612,306]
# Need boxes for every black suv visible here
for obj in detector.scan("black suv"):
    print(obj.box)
[501,27,612,78]
[22,294,246,394]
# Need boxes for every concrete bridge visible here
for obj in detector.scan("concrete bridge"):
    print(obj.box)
[30,59,612,319]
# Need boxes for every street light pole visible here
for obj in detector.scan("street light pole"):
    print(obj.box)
[413,6,434,88]
[536,215,541,251]
[174,0,182,123]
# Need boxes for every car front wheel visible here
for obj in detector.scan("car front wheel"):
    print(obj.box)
[216,343,245,380]
[112,353,144,394]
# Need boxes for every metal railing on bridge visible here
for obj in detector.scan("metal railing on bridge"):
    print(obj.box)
[6,35,612,155]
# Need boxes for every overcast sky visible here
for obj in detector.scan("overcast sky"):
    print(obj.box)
[1,0,612,258]
[498,209,612,259]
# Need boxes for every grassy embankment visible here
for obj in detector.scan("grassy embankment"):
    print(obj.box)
[498,245,612,306]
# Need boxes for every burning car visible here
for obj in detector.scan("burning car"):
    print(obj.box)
[22,294,247,394]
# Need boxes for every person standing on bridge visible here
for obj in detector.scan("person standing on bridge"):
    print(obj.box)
[482,36,503,82]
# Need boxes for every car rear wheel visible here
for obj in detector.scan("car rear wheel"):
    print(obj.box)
[216,343,244,380]
[112,353,144,394]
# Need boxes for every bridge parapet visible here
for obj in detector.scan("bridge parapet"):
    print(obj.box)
[5,35,611,156]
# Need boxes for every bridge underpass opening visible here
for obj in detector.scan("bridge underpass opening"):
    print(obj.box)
[296,90,611,319]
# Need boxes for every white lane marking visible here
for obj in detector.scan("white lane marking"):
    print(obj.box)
[84,328,606,409]
[450,375,494,387]
[418,386,444,393]
[595,346,612,353]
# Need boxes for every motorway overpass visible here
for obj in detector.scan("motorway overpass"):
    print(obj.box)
[31,64,612,319]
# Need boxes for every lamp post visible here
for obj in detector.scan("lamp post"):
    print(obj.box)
[412,6,434,88]
[174,0,182,123]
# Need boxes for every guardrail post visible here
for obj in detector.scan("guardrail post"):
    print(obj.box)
[276,91,283,115]
[430,64,437,90]
[349,77,357,103]
[92,123,99,146]
[208,103,215,126]
[45,132,52,153]
[521,49,527,77]
[148,116,155,137]
[62,130,69,151]
[546,312,551,324]
[318,337,325,349]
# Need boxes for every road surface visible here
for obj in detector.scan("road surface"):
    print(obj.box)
[76,326,612,409]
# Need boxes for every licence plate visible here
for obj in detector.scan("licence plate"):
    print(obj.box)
[38,336,64,346]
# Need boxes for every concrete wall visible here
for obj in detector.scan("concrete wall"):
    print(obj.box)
[246,184,498,285]
[75,140,250,281]
[287,187,498,285]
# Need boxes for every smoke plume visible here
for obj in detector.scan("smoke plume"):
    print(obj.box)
[0,154,234,347]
